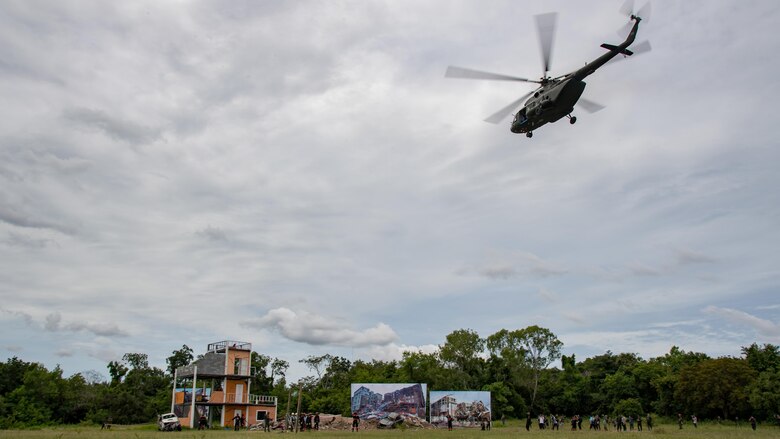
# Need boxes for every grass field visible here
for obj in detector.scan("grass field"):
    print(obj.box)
[0,422,776,439]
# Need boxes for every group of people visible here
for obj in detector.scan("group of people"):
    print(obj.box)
[231,413,246,431]
[443,414,492,431]
[290,412,321,431]
[525,412,653,432]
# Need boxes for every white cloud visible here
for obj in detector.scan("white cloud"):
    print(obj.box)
[756,304,780,311]
[0,0,778,379]
[703,306,780,341]
[44,312,129,337]
[241,308,398,347]
[467,252,567,280]
[359,343,440,363]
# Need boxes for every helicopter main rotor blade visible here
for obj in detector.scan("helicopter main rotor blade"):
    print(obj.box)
[484,91,535,124]
[535,12,557,76]
[576,98,605,113]
[445,66,536,82]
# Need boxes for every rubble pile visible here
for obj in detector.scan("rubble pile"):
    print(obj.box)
[314,413,433,431]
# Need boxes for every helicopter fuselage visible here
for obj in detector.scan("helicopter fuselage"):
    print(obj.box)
[512,15,642,135]
[511,78,586,133]
[445,10,644,137]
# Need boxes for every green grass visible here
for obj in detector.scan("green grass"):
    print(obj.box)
[0,422,775,439]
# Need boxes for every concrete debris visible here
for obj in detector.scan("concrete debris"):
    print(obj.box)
[313,413,433,431]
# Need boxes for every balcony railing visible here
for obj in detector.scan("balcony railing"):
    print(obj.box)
[207,340,252,352]
[199,392,276,406]
[249,394,278,405]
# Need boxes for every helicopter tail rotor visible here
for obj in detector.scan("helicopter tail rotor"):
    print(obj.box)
[618,0,651,37]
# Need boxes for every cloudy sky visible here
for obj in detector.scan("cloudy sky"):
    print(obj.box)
[1,0,779,382]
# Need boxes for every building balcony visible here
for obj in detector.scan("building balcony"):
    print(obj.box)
[188,390,277,406]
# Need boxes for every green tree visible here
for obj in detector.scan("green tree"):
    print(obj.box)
[270,358,289,385]
[107,361,128,385]
[122,353,149,369]
[600,370,637,413]
[397,351,443,385]
[614,397,643,418]
[299,354,334,381]
[0,357,35,395]
[515,326,562,410]
[251,352,273,393]
[547,354,590,415]
[439,329,486,389]
[675,357,756,419]
[742,343,780,373]
[485,329,528,386]
[166,344,194,376]
[748,369,780,419]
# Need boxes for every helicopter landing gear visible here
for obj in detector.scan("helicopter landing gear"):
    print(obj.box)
[526,131,533,138]
[567,114,577,125]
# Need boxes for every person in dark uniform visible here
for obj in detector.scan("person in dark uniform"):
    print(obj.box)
[232,413,242,431]
[314,413,320,430]
[352,412,360,432]
[447,414,453,431]
[646,414,653,431]
[526,412,532,431]
[198,414,208,430]
[677,413,683,429]
[749,416,757,431]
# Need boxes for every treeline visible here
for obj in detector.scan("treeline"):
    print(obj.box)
[1,326,779,428]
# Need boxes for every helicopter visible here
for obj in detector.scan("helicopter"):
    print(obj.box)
[445,2,651,138]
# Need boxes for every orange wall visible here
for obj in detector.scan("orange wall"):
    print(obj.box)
[225,405,277,426]
[226,349,250,374]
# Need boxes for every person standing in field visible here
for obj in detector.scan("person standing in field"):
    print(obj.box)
[526,412,532,431]
[749,416,757,431]
[678,413,683,429]
[351,412,360,432]
[692,415,698,428]
[646,414,653,431]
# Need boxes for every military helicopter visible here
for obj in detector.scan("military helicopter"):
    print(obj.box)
[445,2,651,138]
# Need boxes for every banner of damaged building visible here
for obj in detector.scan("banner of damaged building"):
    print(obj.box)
[350,383,427,419]
[430,391,491,427]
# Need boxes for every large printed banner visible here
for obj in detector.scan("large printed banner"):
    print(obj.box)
[430,391,491,427]
[350,383,427,419]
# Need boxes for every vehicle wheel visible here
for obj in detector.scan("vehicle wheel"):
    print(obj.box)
[177,425,182,431]
[526,131,533,138]
[570,116,577,124]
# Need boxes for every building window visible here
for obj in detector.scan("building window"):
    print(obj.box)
[256,411,268,422]
[234,358,248,375]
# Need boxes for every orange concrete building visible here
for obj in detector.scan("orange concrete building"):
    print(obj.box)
[172,340,277,429]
